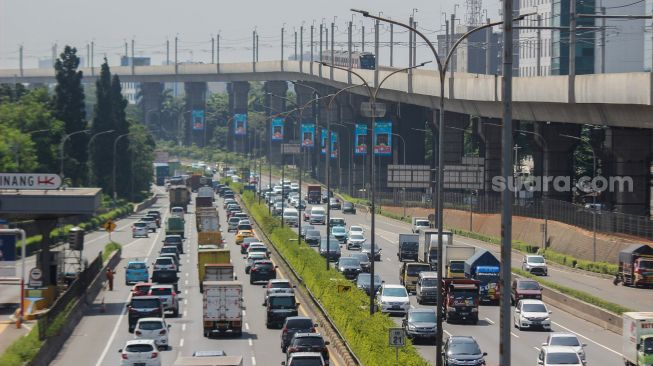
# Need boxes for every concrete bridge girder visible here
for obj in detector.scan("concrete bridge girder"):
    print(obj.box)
[184,82,208,147]
[140,82,163,128]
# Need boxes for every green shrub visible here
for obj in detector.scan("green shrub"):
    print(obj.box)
[0,324,42,365]
[103,242,122,262]
[237,189,429,365]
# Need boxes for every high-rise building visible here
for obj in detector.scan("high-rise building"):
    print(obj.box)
[551,0,596,75]
[437,25,501,74]
[120,56,151,104]
[519,0,554,76]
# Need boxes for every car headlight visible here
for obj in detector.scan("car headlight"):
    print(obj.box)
[407,324,416,330]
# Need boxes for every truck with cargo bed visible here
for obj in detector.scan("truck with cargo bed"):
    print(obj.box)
[203,281,243,337]
[397,233,419,262]
[198,249,230,291]
[464,249,500,302]
[443,245,476,278]
[622,312,653,366]
[615,244,653,287]
[307,185,321,204]
[420,229,453,270]
[442,278,480,324]
[412,217,430,233]
[165,217,185,238]
[169,185,190,212]
[154,163,169,186]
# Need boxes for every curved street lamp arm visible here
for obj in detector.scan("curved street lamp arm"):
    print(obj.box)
[444,21,502,72]
[326,84,366,109]
[375,61,432,100]
[315,61,373,104]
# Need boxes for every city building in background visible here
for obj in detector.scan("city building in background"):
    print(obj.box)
[551,0,596,75]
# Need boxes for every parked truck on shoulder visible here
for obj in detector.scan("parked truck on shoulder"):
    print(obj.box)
[615,244,653,287]
[622,312,653,366]
[202,281,243,337]
[464,249,500,303]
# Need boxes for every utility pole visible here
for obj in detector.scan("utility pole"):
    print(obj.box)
[174,36,178,74]
[408,16,414,89]
[131,39,135,75]
[217,33,221,73]
[256,33,259,62]
[281,27,285,70]
[310,24,314,73]
[348,21,353,84]
[330,22,335,80]
[413,21,418,66]
[569,0,577,103]
[319,23,323,77]
[166,39,169,66]
[451,13,457,72]
[294,29,298,61]
[252,30,256,72]
[537,15,542,76]
[300,25,304,73]
[374,19,379,87]
[86,43,90,68]
[91,41,95,76]
[389,23,394,67]
[212,37,215,64]
[486,18,492,74]
[362,24,365,53]
[500,0,514,363]
[601,7,606,73]
[19,45,23,77]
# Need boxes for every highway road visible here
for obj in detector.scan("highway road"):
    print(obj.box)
[259,175,625,365]
[50,189,344,366]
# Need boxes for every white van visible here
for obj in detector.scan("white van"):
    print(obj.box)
[282,208,299,227]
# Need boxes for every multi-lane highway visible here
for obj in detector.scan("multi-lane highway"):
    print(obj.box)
[260,175,624,365]
[50,188,345,366]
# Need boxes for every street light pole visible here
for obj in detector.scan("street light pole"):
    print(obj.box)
[87,130,115,186]
[59,129,90,180]
[112,132,135,200]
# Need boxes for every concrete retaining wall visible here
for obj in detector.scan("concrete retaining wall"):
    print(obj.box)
[133,194,158,213]
[28,249,122,366]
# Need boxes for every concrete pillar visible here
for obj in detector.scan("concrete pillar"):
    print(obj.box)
[227,81,250,155]
[478,118,502,195]
[338,101,355,195]
[604,127,651,215]
[263,81,288,164]
[140,82,164,130]
[536,122,581,202]
[294,83,316,177]
[440,111,468,166]
[36,219,58,287]
[184,82,207,146]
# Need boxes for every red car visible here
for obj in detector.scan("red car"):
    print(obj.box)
[303,211,311,221]
[131,282,153,297]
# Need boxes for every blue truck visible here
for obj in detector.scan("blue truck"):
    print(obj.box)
[464,249,500,303]
[154,163,170,186]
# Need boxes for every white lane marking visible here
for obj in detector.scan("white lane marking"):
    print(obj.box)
[511,332,520,338]
[245,322,250,330]
[551,321,622,356]
[184,299,188,305]
[186,259,189,264]
[183,310,187,317]
[185,280,189,285]
[179,338,184,347]
[185,273,189,277]
[185,289,188,295]
[385,258,391,262]
[484,317,495,325]
[94,208,167,366]
[243,310,247,316]
[182,324,186,332]
[251,356,257,366]
[533,347,541,352]
[248,338,253,346]
[444,329,452,337]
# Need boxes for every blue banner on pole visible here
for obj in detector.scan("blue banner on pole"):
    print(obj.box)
[271,117,284,141]
[234,113,247,136]
[330,132,338,159]
[321,128,327,155]
[354,123,368,156]
[374,121,392,156]
[301,123,315,147]
[191,110,205,131]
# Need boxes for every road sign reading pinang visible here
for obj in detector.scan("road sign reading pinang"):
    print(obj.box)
[0,173,62,190]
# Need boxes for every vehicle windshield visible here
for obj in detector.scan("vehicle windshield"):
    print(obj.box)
[125,344,155,353]
[238,224,253,230]
[452,290,477,302]
[332,227,345,234]
[287,357,323,366]
[357,274,381,285]
[269,296,296,308]
[229,218,240,223]
[361,243,376,252]
[164,237,181,244]
[643,338,653,354]
[339,258,360,267]
[407,265,430,276]
[128,263,146,270]
[161,247,176,253]
[307,231,321,237]
[402,242,418,250]
[639,260,653,270]
[134,222,147,227]
[522,303,547,313]
[449,340,481,355]
[546,352,580,364]
[331,219,345,225]
[284,212,298,217]
[286,319,313,329]
[477,273,499,285]
[528,256,545,264]
[293,337,325,347]
[518,281,540,290]
[351,254,369,263]
[383,287,408,297]
[270,282,291,289]
[350,234,365,240]
[254,262,274,270]
[155,258,172,264]
[350,226,363,232]
[421,279,438,287]
[449,262,465,273]
[312,209,325,215]
[131,299,159,308]
[138,321,163,330]
[550,336,580,347]
[416,220,430,226]
[410,311,436,323]
[249,247,267,253]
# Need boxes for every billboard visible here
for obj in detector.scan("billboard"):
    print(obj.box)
[271,117,284,141]
[233,113,247,136]
[354,123,368,156]
[321,128,328,155]
[301,123,315,147]
[191,110,205,131]
[330,132,338,159]
[0,234,17,277]
[374,121,392,156]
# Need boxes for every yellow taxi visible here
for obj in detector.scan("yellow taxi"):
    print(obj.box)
[235,229,255,245]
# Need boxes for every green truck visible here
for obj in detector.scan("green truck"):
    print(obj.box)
[165,217,185,238]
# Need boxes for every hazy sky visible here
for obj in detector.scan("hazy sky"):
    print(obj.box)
[1,0,501,69]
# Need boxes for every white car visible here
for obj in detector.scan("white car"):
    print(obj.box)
[282,208,299,227]
[348,225,365,236]
[290,182,300,192]
[119,339,161,366]
[132,222,149,238]
[153,257,177,272]
[284,352,325,366]
[309,207,326,225]
[170,207,184,217]
[245,252,268,274]
[542,333,586,364]
[375,284,411,315]
[522,255,548,276]
[537,346,584,366]
[347,233,366,250]
[134,318,170,350]
[139,217,157,232]
[513,299,552,331]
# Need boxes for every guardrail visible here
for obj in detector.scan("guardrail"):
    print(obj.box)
[236,194,362,366]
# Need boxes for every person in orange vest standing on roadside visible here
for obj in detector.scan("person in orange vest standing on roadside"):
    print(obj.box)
[106,268,114,291]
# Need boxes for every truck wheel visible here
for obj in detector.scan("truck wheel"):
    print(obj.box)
[172,308,179,318]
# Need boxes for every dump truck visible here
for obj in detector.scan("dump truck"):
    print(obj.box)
[198,249,230,290]
[189,174,202,192]
[421,229,453,270]
[622,312,653,366]
[198,186,214,200]
[397,233,420,262]
[615,244,653,287]
[165,217,185,238]
[203,281,243,337]
[443,245,476,278]
[464,249,500,302]
[204,264,235,282]
[442,278,480,324]
[307,185,322,204]
[169,185,190,212]
[154,163,169,186]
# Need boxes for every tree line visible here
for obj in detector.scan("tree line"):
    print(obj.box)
[0,46,155,201]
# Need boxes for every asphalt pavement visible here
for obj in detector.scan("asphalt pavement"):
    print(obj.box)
[50,188,344,366]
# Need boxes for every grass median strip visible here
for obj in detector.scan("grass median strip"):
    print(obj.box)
[237,189,429,366]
